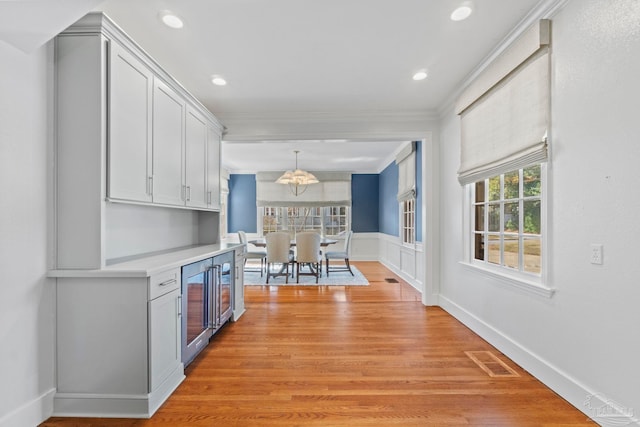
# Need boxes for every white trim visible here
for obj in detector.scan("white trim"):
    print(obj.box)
[422,135,440,305]
[438,296,622,425]
[52,365,184,418]
[0,388,55,427]
[459,262,554,299]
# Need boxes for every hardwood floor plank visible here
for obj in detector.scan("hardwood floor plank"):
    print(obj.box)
[40,261,594,426]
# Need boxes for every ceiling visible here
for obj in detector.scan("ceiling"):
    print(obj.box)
[1,0,546,173]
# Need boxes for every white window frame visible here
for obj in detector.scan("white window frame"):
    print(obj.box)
[259,206,351,237]
[461,163,553,298]
[401,198,415,245]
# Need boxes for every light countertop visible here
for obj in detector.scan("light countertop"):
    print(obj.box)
[49,243,243,278]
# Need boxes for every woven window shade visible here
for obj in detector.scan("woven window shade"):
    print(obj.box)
[396,142,416,202]
[457,20,550,185]
[256,171,351,207]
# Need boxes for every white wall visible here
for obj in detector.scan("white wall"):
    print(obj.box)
[105,203,200,262]
[438,0,640,422]
[0,41,56,426]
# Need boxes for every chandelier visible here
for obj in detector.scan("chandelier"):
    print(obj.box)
[275,150,319,196]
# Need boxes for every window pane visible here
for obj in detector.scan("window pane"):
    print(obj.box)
[470,164,542,277]
[475,181,485,203]
[488,176,500,201]
[523,165,541,197]
[504,235,519,269]
[474,205,484,231]
[474,234,484,261]
[504,171,519,200]
[504,202,519,232]
[488,204,500,232]
[487,235,500,265]
[524,238,541,274]
[524,200,541,235]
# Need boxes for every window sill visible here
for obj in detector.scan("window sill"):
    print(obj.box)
[459,261,555,299]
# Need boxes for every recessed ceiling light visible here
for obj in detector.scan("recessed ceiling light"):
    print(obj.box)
[450,1,474,21]
[412,70,428,81]
[159,11,184,29]
[211,75,227,86]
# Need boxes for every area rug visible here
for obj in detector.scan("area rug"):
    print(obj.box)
[243,264,369,286]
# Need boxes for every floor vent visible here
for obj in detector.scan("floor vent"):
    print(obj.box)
[465,351,520,378]
[384,278,399,283]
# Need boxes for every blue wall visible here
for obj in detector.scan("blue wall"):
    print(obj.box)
[377,141,422,241]
[378,161,399,237]
[351,174,379,232]
[228,174,257,233]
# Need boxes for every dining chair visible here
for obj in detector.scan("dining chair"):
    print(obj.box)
[265,231,294,283]
[325,230,354,276]
[238,231,267,276]
[295,231,322,283]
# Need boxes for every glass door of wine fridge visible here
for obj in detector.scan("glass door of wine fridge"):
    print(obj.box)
[213,251,234,327]
[181,257,213,365]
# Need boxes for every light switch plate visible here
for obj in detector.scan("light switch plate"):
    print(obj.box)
[590,244,603,265]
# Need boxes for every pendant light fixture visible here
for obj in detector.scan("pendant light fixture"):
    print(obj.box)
[275,150,319,196]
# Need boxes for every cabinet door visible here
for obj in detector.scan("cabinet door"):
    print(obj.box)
[234,249,245,318]
[152,80,185,206]
[149,288,181,392]
[206,126,221,210]
[184,107,208,209]
[108,42,153,202]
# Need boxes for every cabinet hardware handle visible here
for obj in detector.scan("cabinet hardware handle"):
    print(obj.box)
[177,295,182,317]
[187,186,191,201]
[207,191,211,205]
[159,278,176,287]
[181,185,186,201]
[147,176,154,195]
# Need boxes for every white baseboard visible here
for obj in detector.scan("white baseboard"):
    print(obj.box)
[438,295,638,426]
[52,366,184,419]
[0,388,55,427]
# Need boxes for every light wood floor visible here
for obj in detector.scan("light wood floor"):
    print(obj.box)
[41,262,594,426]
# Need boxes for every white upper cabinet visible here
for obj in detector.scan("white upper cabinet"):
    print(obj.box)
[57,13,223,218]
[107,42,153,203]
[152,79,186,206]
[185,107,208,209]
[207,126,221,210]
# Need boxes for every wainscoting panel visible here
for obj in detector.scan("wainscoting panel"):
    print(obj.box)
[377,233,423,293]
[350,233,379,262]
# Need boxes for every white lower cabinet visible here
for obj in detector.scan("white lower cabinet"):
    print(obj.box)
[233,245,246,321]
[54,268,184,418]
[149,280,181,392]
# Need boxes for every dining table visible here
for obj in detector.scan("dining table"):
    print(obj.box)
[248,236,338,278]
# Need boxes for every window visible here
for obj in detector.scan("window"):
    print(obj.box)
[402,198,415,244]
[472,164,542,275]
[325,206,349,237]
[261,206,350,237]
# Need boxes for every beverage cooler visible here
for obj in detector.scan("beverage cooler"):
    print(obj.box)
[181,251,234,366]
